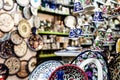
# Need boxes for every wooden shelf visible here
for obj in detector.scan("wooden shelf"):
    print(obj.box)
[38,31,69,36]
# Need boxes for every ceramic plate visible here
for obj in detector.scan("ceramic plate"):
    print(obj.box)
[0,13,14,32]
[0,32,10,42]
[28,56,37,72]
[64,15,77,29]
[4,57,20,75]
[14,40,27,57]
[30,6,38,16]
[49,64,88,80]
[29,60,63,80]
[16,60,29,78]
[0,63,9,80]
[0,40,14,59]
[10,30,23,45]
[33,15,40,28]
[16,0,29,7]
[3,0,14,11]
[71,50,109,80]
[23,6,32,20]
[0,0,3,9]
[28,34,43,51]
[18,20,31,38]
[30,0,41,8]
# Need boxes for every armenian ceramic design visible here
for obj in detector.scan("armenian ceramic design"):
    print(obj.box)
[49,64,88,80]
[29,60,63,80]
[71,50,109,80]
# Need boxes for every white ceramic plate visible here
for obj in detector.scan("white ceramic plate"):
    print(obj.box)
[0,13,14,32]
[23,6,32,20]
[16,0,29,7]
[29,60,63,80]
[30,0,41,8]
[30,6,38,16]
[0,0,3,9]
[64,15,77,29]
[3,0,14,11]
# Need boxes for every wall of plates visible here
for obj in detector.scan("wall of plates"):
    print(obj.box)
[0,0,120,80]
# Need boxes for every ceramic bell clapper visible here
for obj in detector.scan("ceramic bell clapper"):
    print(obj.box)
[73,0,84,13]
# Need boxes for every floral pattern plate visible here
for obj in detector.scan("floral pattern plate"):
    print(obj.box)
[71,50,109,80]
[49,64,88,80]
[29,60,63,80]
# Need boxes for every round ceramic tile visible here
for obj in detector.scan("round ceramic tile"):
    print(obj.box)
[30,0,41,8]
[14,40,27,57]
[64,15,77,29]
[0,0,3,9]
[18,20,31,38]
[0,40,14,59]
[10,30,23,45]
[49,64,88,80]
[16,60,29,78]
[0,13,14,32]
[4,57,20,75]
[0,63,9,80]
[29,60,63,80]
[23,6,32,20]
[3,0,14,11]
[28,56,37,72]
[16,0,29,7]
[28,34,43,51]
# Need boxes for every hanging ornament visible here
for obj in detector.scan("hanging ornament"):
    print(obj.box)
[73,0,84,13]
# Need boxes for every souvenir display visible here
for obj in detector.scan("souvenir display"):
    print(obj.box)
[29,60,63,80]
[28,34,43,51]
[33,15,40,28]
[4,57,20,75]
[71,50,109,80]
[10,30,23,45]
[16,0,30,7]
[0,40,14,59]
[3,0,14,11]
[23,6,32,20]
[18,20,31,38]
[0,63,9,80]
[14,40,27,57]
[16,60,29,78]
[0,0,3,9]
[30,0,41,8]
[28,56,37,72]
[64,15,77,29]
[49,64,88,80]
[0,13,14,32]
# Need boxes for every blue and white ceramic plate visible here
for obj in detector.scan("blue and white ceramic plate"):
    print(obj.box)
[29,60,63,80]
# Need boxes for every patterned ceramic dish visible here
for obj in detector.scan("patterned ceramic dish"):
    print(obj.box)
[14,40,27,57]
[3,0,14,11]
[49,64,88,80]
[4,57,21,75]
[0,13,14,32]
[10,30,23,45]
[28,34,43,51]
[71,50,109,80]
[18,20,31,38]
[0,40,14,59]
[16,60,29,78]
[29,60,63,80]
